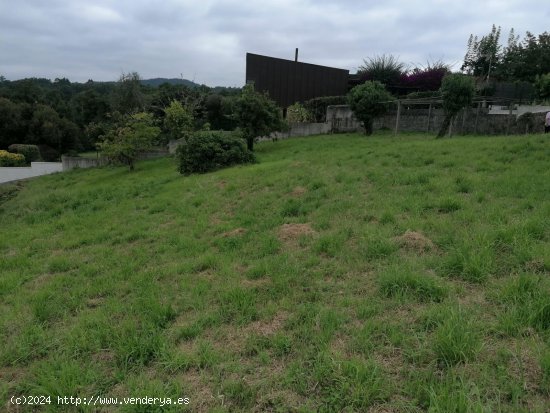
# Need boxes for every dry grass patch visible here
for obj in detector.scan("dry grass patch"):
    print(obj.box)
[290,186,307,197]
[394,230,435,253]
[222,227,247,237]
[278,223,316,242]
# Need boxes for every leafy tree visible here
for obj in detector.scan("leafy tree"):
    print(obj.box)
[204,94,238,130]
[358,55,407,88]
[461,25,502,79]
[462,27,550,82]
[26,104,80,158]
[0,97,23,148]
[112,72,145,114]
[97,112,160,170]
[534,73,550,101]
[235,84,284,151]
[347,81,394,135]
[163,100,193,141]
[71,89,110,127]
[437,74,475,138]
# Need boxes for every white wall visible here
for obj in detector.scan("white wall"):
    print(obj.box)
[0,162,63,184]
[488,104,550,116]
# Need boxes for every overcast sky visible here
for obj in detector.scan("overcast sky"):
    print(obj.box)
[1,0,548,86]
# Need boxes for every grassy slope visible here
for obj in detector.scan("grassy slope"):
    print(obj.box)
[1,133,549,412]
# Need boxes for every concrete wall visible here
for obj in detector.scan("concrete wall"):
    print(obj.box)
[62,156,108,170]
[327,105,548,135]
[488,104,550,116]
[0,162,63,184]
[263,122,331,141]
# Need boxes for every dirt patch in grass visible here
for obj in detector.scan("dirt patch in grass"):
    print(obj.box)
[290,186,307,197]
[179,369,216,412]
[216,180,227,189]
[0,181,24,206]
[25,272,55,290]
[0,366,26,385]
[524,258,548,274]
[241,278,272,289]
[222,228,247,237]
[394,230,435,253]
[247,311,288,336]
[86,297,104,308]
[217,312,289,352]
[278,223,316,242]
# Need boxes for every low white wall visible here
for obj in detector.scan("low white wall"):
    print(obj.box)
[0,162,63,184]
[488,104,550,116]
[62,156,107,170]
[262,122,331,141]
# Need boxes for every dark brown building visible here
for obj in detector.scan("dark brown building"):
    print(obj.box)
[245,52,349,108]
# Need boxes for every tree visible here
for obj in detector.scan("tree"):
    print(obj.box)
[235,84,284,151]
[112,72,145,114]
[534,73,550,101]
[462,27,550,82]
[0,97,23,148]
[163,100,193,141]
[461,25,502,79]
[97,112,160,170]
[347,81,394,135]
[26,104,80,158]
[436,74,475,138]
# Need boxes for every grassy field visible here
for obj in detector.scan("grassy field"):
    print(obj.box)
[1,132,549,412]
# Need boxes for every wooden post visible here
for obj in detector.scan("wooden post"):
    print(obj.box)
[461,108,467,134]
[427,103,432,132]
[474,102,480,134]
[394,100,401,136]
[448,116,453,138]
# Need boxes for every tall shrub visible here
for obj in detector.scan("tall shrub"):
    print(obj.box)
[97,112,160,171]
[347,81,394,135]
[437,74,475,138]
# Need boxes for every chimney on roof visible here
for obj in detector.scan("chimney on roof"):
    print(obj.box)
[295,48,298,62]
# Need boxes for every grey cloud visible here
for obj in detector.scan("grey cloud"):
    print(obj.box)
[0,0,548,85]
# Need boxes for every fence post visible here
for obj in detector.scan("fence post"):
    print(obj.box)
[394,100,401,135]
[461,108,467,134]
[427,103,432,132]
[474,102,480,134]
[506,102,514,135]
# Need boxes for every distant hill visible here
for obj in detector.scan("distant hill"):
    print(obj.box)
[140,78,201,88]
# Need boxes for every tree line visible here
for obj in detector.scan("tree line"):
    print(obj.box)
[0,73,241,160]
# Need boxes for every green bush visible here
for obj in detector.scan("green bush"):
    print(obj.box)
[7,144,41,163]
[176,130,255,175]
[0,150,26,166]
[286,102,312,123]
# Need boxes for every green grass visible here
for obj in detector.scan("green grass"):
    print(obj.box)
[1,132,550,412]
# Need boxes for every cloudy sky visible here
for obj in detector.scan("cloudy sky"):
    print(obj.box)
[1,0,548,86]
